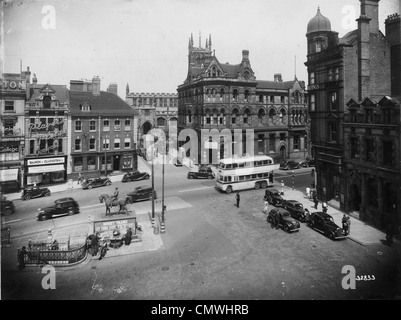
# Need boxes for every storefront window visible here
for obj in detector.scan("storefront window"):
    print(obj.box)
[122,155,133,169]
[51,171,65,182]
[88,156,96,171]
[74,157,83,172]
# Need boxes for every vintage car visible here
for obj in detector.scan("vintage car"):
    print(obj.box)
[264,188,285,207]
[21,186,51,200]
[187,166,215,179]
[299,158,315,168]
[279,160,300,170]
[282,200,308,222]
[81,177,112,189]
[267,208,301,232]
[121,170,150,182]
[0,196,15,216]
[126,185,157,202]
[307,211,346,240]
[37,197,80,221]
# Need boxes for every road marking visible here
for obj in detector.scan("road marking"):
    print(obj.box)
[3,219,21,224]
[178,186,214,193]
[81,203,103,209]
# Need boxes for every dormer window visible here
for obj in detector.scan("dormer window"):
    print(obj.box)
[80,103,91,112]
[43,96,51,109]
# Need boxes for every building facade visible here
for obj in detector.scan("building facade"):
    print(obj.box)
[305,1,400,228]
[23,74,69,187]
[0,68,30,193]
[177,34,309,165]
[125,91,178,152]
[69,77,138,180]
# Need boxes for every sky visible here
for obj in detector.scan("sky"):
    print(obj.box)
[1,0,399,99]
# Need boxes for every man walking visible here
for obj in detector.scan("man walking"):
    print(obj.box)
[235,192,240,208]
[313,195,319,209]
[342,213,350,235]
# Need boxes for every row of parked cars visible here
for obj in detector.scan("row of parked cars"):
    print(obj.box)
[264,187,346,240]
[279,158,315,170]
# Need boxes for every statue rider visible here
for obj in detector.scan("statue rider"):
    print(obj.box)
[112,187,119,203]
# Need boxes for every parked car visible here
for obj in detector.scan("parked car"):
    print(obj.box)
[126,185,157,202]
[37,197,80,221]
[282,200,308,222]
[264,188,285,207]
[1,196,15,216]
[122,171,150,182]
[187,166,215,179]
[267,208,301,232]
[300,158,315,168]
[21,186,51,200]
[279,160,300,170]
[307,211,346,240]
[81,177,111,189]
[173,158,183,166]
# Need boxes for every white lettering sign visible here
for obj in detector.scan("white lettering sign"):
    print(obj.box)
[27,157,65,166]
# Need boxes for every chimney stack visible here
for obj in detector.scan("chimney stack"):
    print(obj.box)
[385,13,401,95]
[360,0,380,34]
[274,73,283,82]
[242,50,249,62]
[92,76,100,96]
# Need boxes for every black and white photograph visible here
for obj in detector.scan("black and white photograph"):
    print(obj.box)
[0,0,400,305]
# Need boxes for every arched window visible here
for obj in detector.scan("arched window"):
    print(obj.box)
[43,96,51,109]
[232,108,239,124]
[268,108,276,121]
[212,109,218,124]
[280,108,286,123]
[187,109,192,123]
[258,109,266,123]
[244,108,251,124]
[205,109,211,124]
[219,108,225,125]
[157,117,166,127]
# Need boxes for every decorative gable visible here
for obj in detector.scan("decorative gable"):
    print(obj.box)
[204,57,225,78]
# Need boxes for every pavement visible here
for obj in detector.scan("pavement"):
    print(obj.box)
[1,155,396,271]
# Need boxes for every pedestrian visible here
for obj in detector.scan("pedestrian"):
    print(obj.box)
[18,246,27,270]
[124,227,132,246]
[235,192,240,208]
[268,210,275,229]
[304,208,310,222]
[342,213,350,235]
[263,198,269,214]
[274,210,280,229]
[313,196,318,209]
[99,239,108,260]
[306,186,311,199]
[322,202,328,213]
[91,232,100,256]
[77,173,82,185]
[386,224,394,246]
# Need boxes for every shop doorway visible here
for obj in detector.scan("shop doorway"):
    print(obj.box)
[350,184,361,211]
[113,155,120,171]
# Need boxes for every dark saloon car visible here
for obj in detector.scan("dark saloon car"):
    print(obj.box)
[21,186,51,200]
[37,197,80,221]
[307,211,346,240]
[1,196,15,216]
[122,170,150,182]
[300,158,315,168]
[187,167,215,179]
[282,200,308,222]
[126,185,157,202]
[267,208,301,232]
[81,177,111,189]
[279,160,300,170]
[264,188,285,207]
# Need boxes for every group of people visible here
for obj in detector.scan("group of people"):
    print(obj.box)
[268,210,281,229]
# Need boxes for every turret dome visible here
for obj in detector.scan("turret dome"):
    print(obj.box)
[307,7,331,34]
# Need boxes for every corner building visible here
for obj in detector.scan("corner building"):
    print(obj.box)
[177,34,309,165]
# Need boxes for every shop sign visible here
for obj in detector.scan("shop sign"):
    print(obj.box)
[27,157,65,166]
[28,164,64,174]
[0,168,19,182]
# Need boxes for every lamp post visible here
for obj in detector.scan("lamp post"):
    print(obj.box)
[151,146,155,221]
[103,137,107,177]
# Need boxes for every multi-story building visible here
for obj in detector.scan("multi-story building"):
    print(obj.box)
[125,91,178,152]
[23,74,69,187]
[69,77,138,179]
[177,34,308,164]
[0,68,30,192]
[305,1,400,228]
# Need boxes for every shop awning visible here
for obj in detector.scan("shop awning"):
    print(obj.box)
[0,168,19,182]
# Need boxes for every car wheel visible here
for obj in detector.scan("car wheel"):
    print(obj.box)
[188,175,193,179]
[146,175,150,179]
[261,182,267,188]
[207,175,212,180]
[88,185,93,189]
[283,224,289,232]
[68,208,75,216]
[267,215,272,223]
[3,208,13,216]
[106,181,111,186]
[254,183,260,190]
[226,186,233,194]
[329,232,335,240]
[24,194,31,200]
[45,191,51,197]
[39,215,48,221]
[307,221,313,228]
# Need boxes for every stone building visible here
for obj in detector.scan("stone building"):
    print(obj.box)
[125,91,178,153]
[177,34,309,165]
[0,68,31,192]
[305,1,400,228]
[69,77,138,179]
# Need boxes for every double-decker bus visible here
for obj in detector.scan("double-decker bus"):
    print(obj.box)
[215,155,277,193]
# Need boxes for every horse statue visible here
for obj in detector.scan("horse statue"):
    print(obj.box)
[99,194,132,215]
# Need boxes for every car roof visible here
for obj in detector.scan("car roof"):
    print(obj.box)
[312,211,333,218]
[135,185,151,190]
[286,200,301,204]
[55,197,74,202]
[268,188,280,193]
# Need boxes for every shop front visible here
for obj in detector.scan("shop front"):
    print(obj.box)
[24,156,67,186]
[0,168,21,193]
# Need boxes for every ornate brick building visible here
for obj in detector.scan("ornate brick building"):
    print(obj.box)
[305,1,400,228]
[177,34,309,165]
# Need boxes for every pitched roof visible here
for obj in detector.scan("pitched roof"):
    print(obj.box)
[27,84,69,104]
[69,90,136,116]
[340,29,358,45]
[220,63,241,78]
[256,80,296,90]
